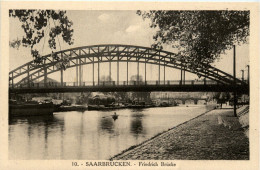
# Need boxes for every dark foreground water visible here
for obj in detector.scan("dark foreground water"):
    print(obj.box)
[9,105,213,160]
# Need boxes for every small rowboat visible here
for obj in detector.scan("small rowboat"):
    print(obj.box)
[112,112,118,120]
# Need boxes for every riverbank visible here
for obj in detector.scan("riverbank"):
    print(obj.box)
[112,106,249,160]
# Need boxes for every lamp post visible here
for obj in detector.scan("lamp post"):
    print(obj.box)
[241,70,244,82]
[246,65,250,84]
[233,45,237,117]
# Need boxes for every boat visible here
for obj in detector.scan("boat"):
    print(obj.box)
[9,100,54,117]
[160,102,170,107]
[56,105,88,112]
[128,105,146,109]
[88,105,126,111]
[88,105,106,111]
[112,112,118,120]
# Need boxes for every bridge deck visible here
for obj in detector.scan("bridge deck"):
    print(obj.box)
[9,84,249,94]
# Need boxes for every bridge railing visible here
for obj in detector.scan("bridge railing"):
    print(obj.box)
[9,80,231,89]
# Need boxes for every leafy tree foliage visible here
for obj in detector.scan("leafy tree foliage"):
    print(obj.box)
[100,75,113,82]
[213,92,231,108]
[9,10,74,64]
[137,10,249,69]
[130,74,144,84]
[130,75,151,102]
[99,75,128,101]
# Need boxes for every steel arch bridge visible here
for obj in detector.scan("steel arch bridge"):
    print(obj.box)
[9,44,248,93]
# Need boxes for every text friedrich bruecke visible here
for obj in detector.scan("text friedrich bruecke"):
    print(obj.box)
[72,161,176,167]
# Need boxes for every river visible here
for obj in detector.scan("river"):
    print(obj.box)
[9,105,213,160]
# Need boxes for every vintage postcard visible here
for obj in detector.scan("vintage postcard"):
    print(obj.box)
[0,1,259,170]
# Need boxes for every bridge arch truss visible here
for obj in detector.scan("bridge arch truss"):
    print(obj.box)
[9,44,246,88]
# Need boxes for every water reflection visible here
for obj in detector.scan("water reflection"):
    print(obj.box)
[9,115,63,127]
[112,115,118,121]
[9,106,213,159]
[130,118,145,136]
[131,108,146,112]
[9,114,66,159]
[130,112,146,136]
[99,117,115,134]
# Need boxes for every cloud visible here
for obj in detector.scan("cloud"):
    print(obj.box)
[98,13,110,22]
[125,25,141,33]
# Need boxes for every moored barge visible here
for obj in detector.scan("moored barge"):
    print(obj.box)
[9,100,54,117]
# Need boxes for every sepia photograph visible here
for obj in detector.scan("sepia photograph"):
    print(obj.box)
[0,1,259,170]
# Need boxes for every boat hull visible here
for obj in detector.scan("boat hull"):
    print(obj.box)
[9,103,54,117]
[88,105,126,111]
[55,105,88,112]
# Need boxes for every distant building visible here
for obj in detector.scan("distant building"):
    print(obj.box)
[36,77,60,87]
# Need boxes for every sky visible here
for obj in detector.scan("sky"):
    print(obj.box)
[9,10,249,84]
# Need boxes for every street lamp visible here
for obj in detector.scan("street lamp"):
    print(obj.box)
[246,65,250,84]
[233,45,237,117]
[241,70,244,82]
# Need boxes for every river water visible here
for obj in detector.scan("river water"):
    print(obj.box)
[9,105,213,160]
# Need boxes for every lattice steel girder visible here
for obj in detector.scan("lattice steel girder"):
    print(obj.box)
[9,44,245,86]
[15,62,225,87]
[16,58,227,87]
[14,60,224,87]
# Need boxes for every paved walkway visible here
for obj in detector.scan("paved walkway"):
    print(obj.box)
[113,106,249,160]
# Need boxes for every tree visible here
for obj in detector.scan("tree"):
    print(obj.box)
[137,10,249,69]
[130,74,144,85]
[9,10,74,65]
[100,75,115,96]
[214,92,231,108]
[130,75,151,102]
[99,75,128,101]
[100,75,113,82]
